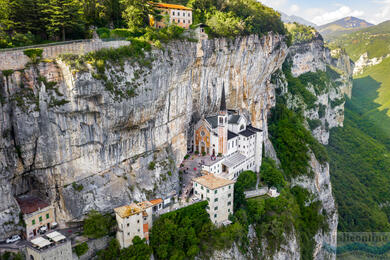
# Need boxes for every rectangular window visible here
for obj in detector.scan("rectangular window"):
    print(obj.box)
[201,186,204,190]
[214,198,218,202]
[214,214,217,218]
[39,216,42,222]
[178,19,181,23]
[46,213,49,219]
[214,206,218,210]
[229,185,231,189]
[173,11,175,15]
[207,189,209,193]
[214,190,217,194]
[228,193,231,198]
[207,197,210,201]
[127,223,129,227]
[32,219,35,225]
[228,208,231,212]
[228,201,231,205]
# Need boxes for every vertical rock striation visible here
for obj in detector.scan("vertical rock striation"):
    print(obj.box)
[0,34,287,239]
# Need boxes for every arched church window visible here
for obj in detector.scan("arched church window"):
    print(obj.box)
[200,130,205,136]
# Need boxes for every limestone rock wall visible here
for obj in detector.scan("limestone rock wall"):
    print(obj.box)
[282,35,353,260]
[0,33,287,239]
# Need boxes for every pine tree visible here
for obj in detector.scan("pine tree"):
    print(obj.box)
[8,0,46,36]
[41,0,84,41]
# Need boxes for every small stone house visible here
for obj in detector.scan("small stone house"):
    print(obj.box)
[16,195,56,240]
[114,198,163,248]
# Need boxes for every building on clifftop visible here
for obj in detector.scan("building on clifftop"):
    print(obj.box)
[150,2,192,29]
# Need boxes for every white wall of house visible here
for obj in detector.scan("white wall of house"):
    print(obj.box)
[227,136,238,156]
[116,213,144,249]
[193,182,234,224]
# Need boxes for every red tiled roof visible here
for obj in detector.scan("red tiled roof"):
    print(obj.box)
[149,198,163,205]
[16,195,50,214]
[152,2,192,10]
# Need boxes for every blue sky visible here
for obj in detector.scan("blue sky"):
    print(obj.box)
[260,0,390,25]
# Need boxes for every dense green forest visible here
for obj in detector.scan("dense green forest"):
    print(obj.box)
[0,0,286,48]
[328,76,390,232]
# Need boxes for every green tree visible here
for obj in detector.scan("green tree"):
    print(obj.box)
[83,210,114,238]
[41,0,84,41]
[120,0,153,30]
[119,236,152,260]
[261,157,285,189]
[207,11,244,37]
[97,238,120,260]
[83,0,123,27]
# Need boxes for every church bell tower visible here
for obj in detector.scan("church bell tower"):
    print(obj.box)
[218,85,228,155]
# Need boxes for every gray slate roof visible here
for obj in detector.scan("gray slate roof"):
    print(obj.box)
[228,131,238,140]
[205,116,218,129]
[239,128,256,137]
[228,115,241,124]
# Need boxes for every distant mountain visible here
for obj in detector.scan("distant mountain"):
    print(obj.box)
[328,20,390,61]
[280,12,317,27]
[318,16,374,39]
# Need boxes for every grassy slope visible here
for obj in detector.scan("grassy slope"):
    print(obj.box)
[356,57,390,116]
[329,20,390,61]
[328,75,390,232]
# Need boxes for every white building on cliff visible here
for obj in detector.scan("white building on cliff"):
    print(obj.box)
[193,86,263,180]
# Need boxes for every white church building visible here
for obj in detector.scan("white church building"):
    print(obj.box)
[193,86,263,180]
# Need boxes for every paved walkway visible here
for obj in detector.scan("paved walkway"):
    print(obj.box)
[179,154,213,201]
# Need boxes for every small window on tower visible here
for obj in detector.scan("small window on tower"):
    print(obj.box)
[219,118,223,124]
[200,131,205,136]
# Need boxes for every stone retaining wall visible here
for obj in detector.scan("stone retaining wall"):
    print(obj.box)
[0,40,130,71]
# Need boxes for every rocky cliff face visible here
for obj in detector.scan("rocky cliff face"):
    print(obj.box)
[0,34,287,239]
[0,32,353,260]
[279,35,353,260]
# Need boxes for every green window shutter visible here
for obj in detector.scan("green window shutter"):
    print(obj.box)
[39,216,42,222]
[46,213,49,219]
[32,219,35,225]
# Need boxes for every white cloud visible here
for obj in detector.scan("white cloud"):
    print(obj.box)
[260,0,288,9]
[311,6,365,25]
[372,0,390,23]
[289,4,300,13]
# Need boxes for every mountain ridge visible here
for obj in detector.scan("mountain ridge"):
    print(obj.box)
[281,12,317,27]
[319,16,374,39]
